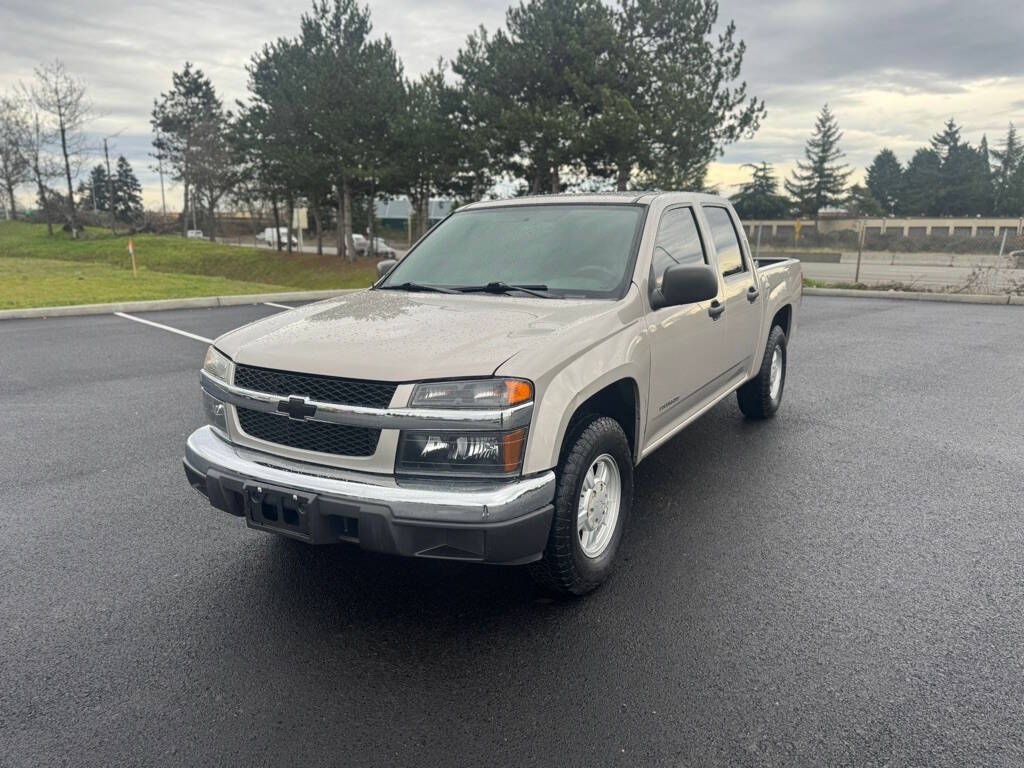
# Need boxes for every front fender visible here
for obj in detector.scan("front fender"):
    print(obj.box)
[499,287,651,475]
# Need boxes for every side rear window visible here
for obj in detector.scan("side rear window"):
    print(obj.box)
[703,206,747,278]
[651,207,706,291]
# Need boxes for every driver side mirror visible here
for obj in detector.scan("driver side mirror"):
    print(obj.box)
[651,264,719,310]
[376,259,398,278]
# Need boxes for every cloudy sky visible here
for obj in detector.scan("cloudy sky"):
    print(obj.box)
[2,0,1023,209]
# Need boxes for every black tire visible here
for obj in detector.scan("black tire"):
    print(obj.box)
[528,415,633,596]
[737,325,787,419]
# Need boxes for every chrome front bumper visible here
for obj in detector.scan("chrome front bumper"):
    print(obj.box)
[183,426,556,563]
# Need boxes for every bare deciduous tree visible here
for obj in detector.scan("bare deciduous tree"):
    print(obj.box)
[20,99,61,236]
[0,93,30,219]
[25,59,92,236]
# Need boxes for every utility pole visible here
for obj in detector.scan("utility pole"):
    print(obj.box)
[156,133,167,218]
[103,137,117,235]
[101,129,124,235]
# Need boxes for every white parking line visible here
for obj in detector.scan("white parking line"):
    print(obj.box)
[263,301,294,310]
[113,312,213,344]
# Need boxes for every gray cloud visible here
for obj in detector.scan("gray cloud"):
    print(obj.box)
[2,0,1022,203]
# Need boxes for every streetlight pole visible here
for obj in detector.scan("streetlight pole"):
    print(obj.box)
[157,135,167,219]
[854,219,865,284]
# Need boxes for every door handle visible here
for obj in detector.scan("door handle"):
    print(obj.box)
[747,286,760,302]
[708,300,725,320]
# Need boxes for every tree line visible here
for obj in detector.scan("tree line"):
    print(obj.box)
[0,60,148,236]
[731,105,1024,221]
[6,1,1021,253]
[148,0,764,259]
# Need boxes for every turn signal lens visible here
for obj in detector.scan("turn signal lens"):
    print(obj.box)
[502,429,526,473]
[410,378,534,409]
[505,379,533,406]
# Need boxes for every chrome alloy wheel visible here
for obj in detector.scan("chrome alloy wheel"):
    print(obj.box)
[769,346,783,402]
[577,454,622,559]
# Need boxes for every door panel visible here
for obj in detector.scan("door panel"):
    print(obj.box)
[702,206,761,371]
[645,207,728,442]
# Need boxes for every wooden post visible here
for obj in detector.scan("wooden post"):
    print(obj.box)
[854,220,865,284]
[128,238,137,277]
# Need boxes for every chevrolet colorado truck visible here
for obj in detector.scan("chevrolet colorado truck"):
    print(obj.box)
[183,193,801,594]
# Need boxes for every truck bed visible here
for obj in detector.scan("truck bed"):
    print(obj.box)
[754,255,799,270]
[753,255,802,341]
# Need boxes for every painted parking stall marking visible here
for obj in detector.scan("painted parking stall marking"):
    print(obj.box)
[113,311,213,344]
[112,302,297,344]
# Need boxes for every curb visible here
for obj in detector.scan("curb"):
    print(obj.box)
[803,287,1022,305]
[0,289,364,321]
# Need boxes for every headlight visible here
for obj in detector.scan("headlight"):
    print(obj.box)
[201,346,230,434]
[396,428,527,478]
[203,346,231,381]
[409,378,533,409]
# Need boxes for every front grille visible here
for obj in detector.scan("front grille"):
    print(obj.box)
[237,408,380,457]
[233,364,396,409]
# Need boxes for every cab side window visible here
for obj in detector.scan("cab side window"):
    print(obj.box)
[651,207,706,291]
[703,206,747,278]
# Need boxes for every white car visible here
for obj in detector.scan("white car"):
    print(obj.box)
[186,229,205,240]
[352,234,396,258]
[256,227,298,247]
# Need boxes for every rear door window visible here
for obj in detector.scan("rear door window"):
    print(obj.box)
[703,206,747,278]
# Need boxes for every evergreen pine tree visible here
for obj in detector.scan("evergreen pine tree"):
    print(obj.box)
[865,149,902,214]
[784,104,852,218]
[730,162,790,219]
[928,118,991,215]
[971,135,994,216]
[991,123,1024,215]
[112,155,143,222]
[930,118,962,160]
[901,148,942,215]
[845,184,883,216]
[80,164,109,212]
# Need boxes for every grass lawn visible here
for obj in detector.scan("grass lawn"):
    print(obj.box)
[0,258,292,309]
[0,220,379,309]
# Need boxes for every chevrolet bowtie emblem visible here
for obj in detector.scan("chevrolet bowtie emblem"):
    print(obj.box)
[278,396,317,421]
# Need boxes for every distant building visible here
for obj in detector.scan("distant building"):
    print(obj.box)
[743,216,1024,239]
[375,198,455,229]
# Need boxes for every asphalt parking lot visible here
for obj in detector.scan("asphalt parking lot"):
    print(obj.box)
[2,296,1023,767]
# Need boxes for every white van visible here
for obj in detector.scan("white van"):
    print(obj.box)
[257,227,299,246]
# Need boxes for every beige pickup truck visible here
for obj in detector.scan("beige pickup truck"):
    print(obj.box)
[184,193,801,594]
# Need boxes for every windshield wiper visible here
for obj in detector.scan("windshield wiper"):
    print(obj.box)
[455,282,557,299]
[381,281,460,295]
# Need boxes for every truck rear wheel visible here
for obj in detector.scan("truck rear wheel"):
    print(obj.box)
[528,416,633,596]
[737,325,787,419]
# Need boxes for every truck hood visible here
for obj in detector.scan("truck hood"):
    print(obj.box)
[215,289,624,381]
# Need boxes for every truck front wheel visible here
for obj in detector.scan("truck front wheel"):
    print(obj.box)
[737,325,787,419]
[529,416,633,596]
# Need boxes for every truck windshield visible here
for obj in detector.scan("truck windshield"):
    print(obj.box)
[380,204,646,298]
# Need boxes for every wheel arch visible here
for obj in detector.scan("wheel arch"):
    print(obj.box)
[771,303,792,336]
[558,377,641,466]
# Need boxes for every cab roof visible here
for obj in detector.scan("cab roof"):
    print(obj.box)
[459,191,731,210]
